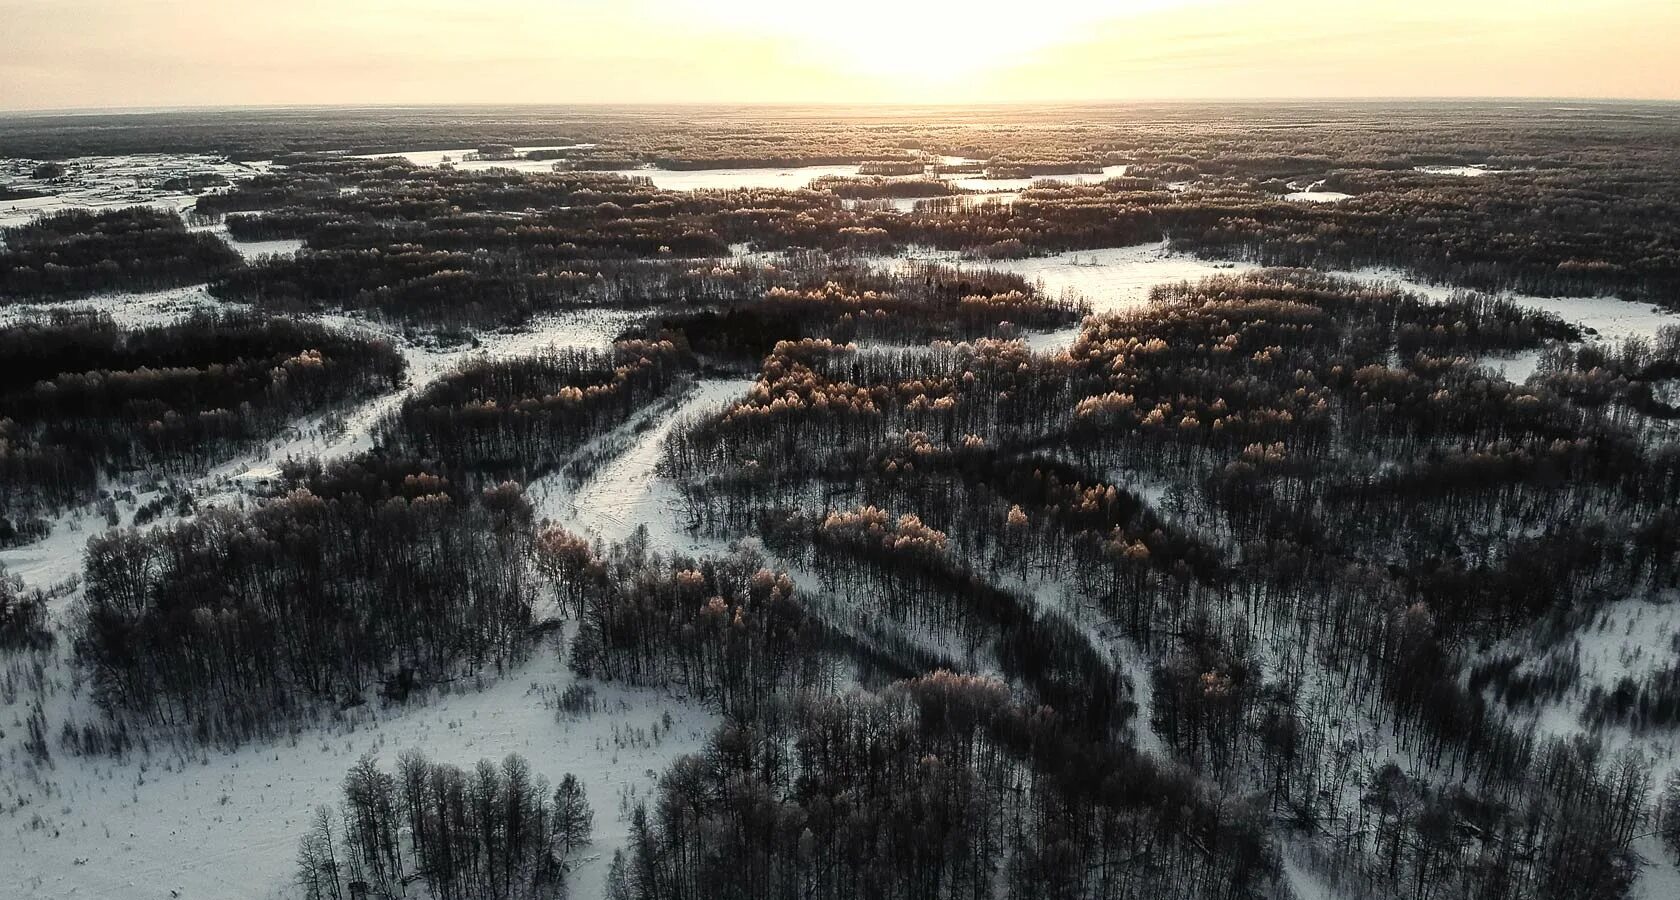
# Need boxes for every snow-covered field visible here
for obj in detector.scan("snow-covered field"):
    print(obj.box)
[0,154,270,228]
[1284,180,1353,203]
[362,148,1130,196]
[1414,165,1503,177]
[351,145,594,173]
[869,241,1679,355]
[3,628,716,900]
[1333,265,1679,345]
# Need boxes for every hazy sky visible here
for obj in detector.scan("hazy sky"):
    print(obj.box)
[2,0,1677,110]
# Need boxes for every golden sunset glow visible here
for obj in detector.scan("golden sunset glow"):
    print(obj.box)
[1,0,1677,108]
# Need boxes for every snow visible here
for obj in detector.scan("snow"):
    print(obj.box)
[0,154,271,228]
[945,164,1130,193]
[1574,595,1680,688]
[1653,379,1680,408]
[1414,165,1501,177]
[609,163,1129,194]
[1284,181,1353,204]
[1,630,717,900]
[859,240,1255,354]
[595,164,861,192]
[227,236,305,260]
[1476,348,1544,384]
[350,145,594,172]
[1631,834,1680,900]
[1280,850,1343,900]
[0,282,224,330]
[0,504,108,596]
[0,290,720,900]
[884,240,1678,351]
[537,377,754,553]
[885,240,1257,318]
[845,193,1024,214]
[1332,266,1680,345]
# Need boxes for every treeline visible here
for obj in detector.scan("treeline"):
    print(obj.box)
[0,207,240,299]
[640,264,1079,364]
[206,171,1084,334]
[1536,326,1680,420]
[0,310,403,520]
[549,538,820,719]
[192,133,1680,309]
[76,467,537,746]
[0,561,49,648]
[809,175,957,199]
[1170,171,1680,307]
[298,751,593,900]
[9,100,1665,167]
[379,338,693,480]
[608,674,1271,900]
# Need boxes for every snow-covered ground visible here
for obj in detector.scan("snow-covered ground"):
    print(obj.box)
[2,629,716,900]
[347,155,1129,195]
[535,376,754,552]
[1333,266,1679,345]
[0,154,270,228]
[1414,165,1503,177]
[864,241,1678,355]
[226,235,305,260]
[1475,348,1544,383]
[0,289,714,900]
[1284,180,1353,203]
[881,240,1256,316]
[351,144,595,173]
[946,164,1130,193]
[0,282,223,331]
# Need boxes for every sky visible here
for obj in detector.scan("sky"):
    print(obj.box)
[2,0,1677,111]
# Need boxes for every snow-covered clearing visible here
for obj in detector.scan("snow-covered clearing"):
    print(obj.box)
[1475,348,1544,384]
[1284,181,1353,204]
[1280,847,1345,900]
[337,157,1131,194]
[946,164,1130,193]
[0,282,223,331]
[867,241,1678,359]
[536,376,754,553]
[349,145,593,171]
[2,629,716,900]
[0,154,271,228]
[1414,165,1503,177]
[1332,266,1679,345]
[880,240,1256,318]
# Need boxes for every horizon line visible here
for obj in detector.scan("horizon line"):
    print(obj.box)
[4,96,1680,119]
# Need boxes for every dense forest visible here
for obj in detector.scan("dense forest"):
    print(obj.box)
[0,310,403,538]
[76,465,538,747]
[378,338,694,480]
[1,207,241,298]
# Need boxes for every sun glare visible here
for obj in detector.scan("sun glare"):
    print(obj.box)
[671,0,1197,86]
